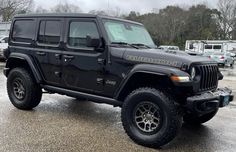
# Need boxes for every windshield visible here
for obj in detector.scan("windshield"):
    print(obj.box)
[103,20,155,47]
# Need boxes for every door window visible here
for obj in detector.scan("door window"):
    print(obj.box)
[68,21,99,48]
[38,20,61,45]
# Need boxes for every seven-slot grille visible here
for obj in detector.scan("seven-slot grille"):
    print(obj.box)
[197,64,218,91]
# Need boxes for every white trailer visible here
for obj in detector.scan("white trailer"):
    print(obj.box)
[0,22,11,36]
[185,40,236,55]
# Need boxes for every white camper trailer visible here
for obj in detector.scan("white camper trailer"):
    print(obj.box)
[185,40,236,55]
[0,22,11,36]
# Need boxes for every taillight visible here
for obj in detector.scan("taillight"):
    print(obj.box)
[220,56,224,59]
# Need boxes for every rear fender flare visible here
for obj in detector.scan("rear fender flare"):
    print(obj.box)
[5,53,42,83]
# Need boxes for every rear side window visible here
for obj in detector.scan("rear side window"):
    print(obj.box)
[68,21,99,48]
[12,20,35,43]
[38,20,61,45]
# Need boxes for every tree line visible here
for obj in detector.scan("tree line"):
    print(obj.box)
[126,0,236,49]
[0,0,236,49]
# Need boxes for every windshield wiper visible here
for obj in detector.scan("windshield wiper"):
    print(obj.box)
[131,43,152,49]
[111,42,139,49]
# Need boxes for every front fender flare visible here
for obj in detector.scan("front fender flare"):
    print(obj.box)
[115,64,190,99]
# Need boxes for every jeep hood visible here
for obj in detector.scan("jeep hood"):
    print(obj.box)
[121,48,214,68]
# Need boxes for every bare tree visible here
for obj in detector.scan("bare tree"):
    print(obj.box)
[232,16,236,39]
[0,0,34,21]
[217,0,236,39]
[158,6,186,44]
[35,6,48,14]
[111,7,121,17]
[89,10,108,16]
[89,7,122,17]
[51,1,81,13]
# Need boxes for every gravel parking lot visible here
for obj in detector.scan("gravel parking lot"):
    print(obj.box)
[0,62,236,152]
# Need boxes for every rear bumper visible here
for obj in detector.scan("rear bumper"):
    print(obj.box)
[186,87,234,115]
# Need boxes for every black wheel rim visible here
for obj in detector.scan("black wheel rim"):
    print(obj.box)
[12,78,25,100]
[133,101,162,134]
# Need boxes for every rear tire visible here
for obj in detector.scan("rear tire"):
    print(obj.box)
[183,109,218,125]
[7,68,42,110]
[121,88,182,148]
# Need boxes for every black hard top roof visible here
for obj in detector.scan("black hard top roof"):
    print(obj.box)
[15,13,97,18]
[14,13,143,25]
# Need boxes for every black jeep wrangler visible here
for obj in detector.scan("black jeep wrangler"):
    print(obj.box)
[3,14,234,148]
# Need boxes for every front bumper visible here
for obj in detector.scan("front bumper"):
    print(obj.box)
[186,87,234,115]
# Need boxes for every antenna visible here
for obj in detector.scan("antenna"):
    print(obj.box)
[107,0,110,14]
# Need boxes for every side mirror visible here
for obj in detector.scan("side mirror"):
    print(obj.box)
[86,35,101,48]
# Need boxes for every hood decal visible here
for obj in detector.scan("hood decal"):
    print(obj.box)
[125,55,182,67]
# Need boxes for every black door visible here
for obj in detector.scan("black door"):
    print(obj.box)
[62,18,106,94]
[34,19,63,86]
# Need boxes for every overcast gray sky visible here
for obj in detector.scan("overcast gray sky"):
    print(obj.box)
[35,0,218,14]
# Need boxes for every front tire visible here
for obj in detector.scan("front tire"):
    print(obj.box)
[121,88,182,148]
[7,68,42,110]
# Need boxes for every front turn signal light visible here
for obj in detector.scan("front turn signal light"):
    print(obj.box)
[170,76,190,82]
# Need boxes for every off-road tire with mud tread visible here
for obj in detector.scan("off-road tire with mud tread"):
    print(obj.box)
[121,87,182,148]
[7,68,42,110]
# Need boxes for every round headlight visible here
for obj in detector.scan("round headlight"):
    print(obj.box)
[190,67,196,80]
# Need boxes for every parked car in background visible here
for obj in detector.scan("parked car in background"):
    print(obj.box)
[204,52,235,67]
[0,36,8,59]
[228,51,236,60]
[158,45,180,51]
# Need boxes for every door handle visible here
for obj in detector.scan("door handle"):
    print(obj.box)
[97,58,105,64]
[55,54,61,59]
[36,51,46,56]
[64,55,74,59]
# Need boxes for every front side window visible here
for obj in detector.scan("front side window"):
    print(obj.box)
[38,20,61,45]
[103,20,155,47]
[68,21,99,48]
[12,20,35,43]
